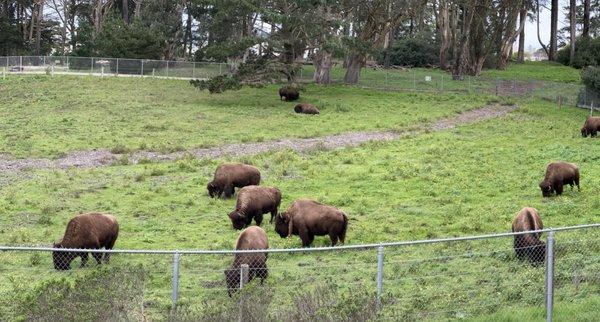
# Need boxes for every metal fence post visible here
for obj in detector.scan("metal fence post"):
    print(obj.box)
[91,57,94,75]
[141,60,144,77]
[166,61,169,78]
[172,252,181,312]
[116,58,119,75]
[545,230,555,322]
[193,62,196,79]
[19,56,22,71]
[219,63,222,75]
[376,244,384,306]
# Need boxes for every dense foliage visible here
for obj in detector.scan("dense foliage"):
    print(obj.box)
[377,38,439,67]
[557,37,600,68]
[582,66,600,91]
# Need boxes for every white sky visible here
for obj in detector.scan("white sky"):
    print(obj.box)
[521,0,569,53]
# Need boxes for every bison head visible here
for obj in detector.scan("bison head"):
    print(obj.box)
[539,181,552,197]
[581,127,588,137]
[52,243,75,270]
[228,211,246,230]
[224,268,240,297]
[274,213,290,238]
[207,181,221,198]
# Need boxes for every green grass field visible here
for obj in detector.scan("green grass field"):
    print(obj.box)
[0,62,598,321]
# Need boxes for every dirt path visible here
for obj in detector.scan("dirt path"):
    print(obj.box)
[0,104,516,174]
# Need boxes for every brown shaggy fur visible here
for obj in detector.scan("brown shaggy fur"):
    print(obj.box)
[274,199,348,247]
[228,186,282,230]
[279,87,300,101]
[52,213,119,270]
[207,163,261,199]
[294,103,320,115]
[512,207,545,264]
[539,162,580,197]
[581,116,600,137]
[224,226,269,296]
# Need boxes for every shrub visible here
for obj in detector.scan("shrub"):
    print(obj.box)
[582,66,600,92]
[377,38,439,67]
[557,37,600,69]
[190,75,242,94]
[18,265,147,321]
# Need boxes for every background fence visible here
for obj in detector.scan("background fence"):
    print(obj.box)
[1,55,598,111]
[0,224,598,321]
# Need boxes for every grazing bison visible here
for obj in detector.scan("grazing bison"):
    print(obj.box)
[228,186,282,230]
[581,116,600,137]
[512,207,545,264]
[52,213,119,270]
[224,226,269,296]
[294,103,320,115]
[539,162,580,197]
[279,87,300,101]
[207,163,261,199]
[274,199,348,247]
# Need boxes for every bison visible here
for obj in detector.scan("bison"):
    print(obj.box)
[52,213,119,270]
[539,162,580,197]
[294,103,320,115]
[207,163,261,199]
[279,87,300,101]
[274,199,348,247]
[512,207,545,264]
[228,185,282,230]
[581,116,600,137]
[224,226,269,296]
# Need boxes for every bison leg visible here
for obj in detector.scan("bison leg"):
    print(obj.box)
[575,176,580,191]
[555,184,563,195]
[299,229,312,247]
[92,252,102,265]
[80,252,89,268]
[270,208,278,224]
[222,185,235,199]
[255,213,264,226]
[329,233,339,246]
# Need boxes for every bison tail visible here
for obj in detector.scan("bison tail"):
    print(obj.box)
[339,214,348,244]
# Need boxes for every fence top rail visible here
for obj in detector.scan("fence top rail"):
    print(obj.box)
[0,223,597,255]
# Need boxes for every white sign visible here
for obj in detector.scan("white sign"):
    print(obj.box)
[425,76,432,82]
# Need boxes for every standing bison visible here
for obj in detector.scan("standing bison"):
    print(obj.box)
[274,199,348,247]
[207,163,261,199]
[539,162,580,197]
[581,116,600,137]
[294,103,320,115]
[228,186,282,230]
[512,207,545,264]
[279,87,300,101]
[224,226,269,296]
[52,213,119,270]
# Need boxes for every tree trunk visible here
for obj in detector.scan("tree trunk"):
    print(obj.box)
[517,7,526,63]
[34,0,43,55]
[583,0,590,37]
[549,0,558,60]
[536,0,549,56]
[313,51,332,84]
[497,4,525,70]
[438,0,451,69]
[344,52,364,84]
[569,0,576,64]
[452,5,475,80]
[122,0,129,24]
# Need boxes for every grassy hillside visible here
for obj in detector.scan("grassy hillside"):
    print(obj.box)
[0,75,490,158]
[1,98,598,320]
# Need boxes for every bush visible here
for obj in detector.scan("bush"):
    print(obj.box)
[190,75,242,94]
[582,66,600,92]
[377,38,439,67]
[557,37,600,69]
[18,265,147,321]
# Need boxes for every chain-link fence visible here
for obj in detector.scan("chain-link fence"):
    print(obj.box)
[1,55,597,111]
[0,224,598,321]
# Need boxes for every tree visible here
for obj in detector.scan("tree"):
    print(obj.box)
[341,0,411,84]
[570,0,576,64]
[583,0,591,37]
[549,0,558,60]
[517,4,527,63]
